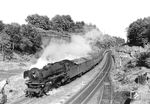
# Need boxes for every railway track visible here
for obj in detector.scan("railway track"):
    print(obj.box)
[99,76,113,104]
[65,51,113,104]
[99,55,114,104]
[8,50,111,104]
[97,85,105,104]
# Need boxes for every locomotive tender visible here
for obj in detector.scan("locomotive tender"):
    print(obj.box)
[23,51,105,97]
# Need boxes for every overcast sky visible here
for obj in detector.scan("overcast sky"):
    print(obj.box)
[1,0,150,40]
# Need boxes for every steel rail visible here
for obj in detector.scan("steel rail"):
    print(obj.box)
[97,85,105,104]
[82,72,110,104]
[98,53,114,104]
[65,51,112,104]
[81,53,112,104]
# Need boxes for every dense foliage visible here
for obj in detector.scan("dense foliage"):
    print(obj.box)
[135,51,150,68]
[0,33,12,60]
[96,34,125,49]
[0,21,4,32]
[0,14,124,60]
[51,15,74,32]
[0,23,42,60]
[0,14,86,60]
[26,14,85,33]
[127,17,150,47]
[26,14,52,30]
[114,44,150,69]
[19,24,42,54]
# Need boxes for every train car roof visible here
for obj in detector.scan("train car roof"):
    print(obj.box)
[60,59,77,65]
[73,56,93,64]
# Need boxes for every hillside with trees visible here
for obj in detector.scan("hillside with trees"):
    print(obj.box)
[0,14,124,61]
[0,14,85,61]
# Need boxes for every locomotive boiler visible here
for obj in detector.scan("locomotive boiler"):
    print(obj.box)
[23,51,104,97]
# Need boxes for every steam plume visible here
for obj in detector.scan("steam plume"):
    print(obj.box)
[30,29,103,69]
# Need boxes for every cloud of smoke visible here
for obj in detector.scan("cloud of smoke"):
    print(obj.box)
[30,29,103,69]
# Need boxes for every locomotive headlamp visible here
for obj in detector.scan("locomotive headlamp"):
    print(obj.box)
[49,81,52,85]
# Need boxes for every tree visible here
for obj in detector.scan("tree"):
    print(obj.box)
[0,33,12,61]
[20,24,42,54]
[71,21,85,32]
[75,21,85,29]
[113,36,125,46]
[26,14,52,30]
[51,15,75,32]
[4,23,21,49]
[95,34,125,49]
[127,17,150,47]
[0,21,4,32]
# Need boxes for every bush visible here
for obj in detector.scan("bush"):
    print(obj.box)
[95,34,125,49]
[135,51,150,68]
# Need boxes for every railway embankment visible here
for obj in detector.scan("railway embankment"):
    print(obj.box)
[110,45,150,104]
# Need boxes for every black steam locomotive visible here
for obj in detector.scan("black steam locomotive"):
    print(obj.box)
[23,51,105,97]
